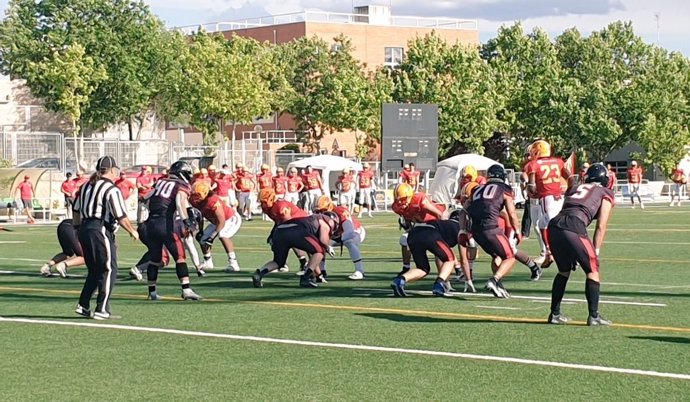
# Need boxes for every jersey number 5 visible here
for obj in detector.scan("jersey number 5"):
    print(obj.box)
[571,184,594,199]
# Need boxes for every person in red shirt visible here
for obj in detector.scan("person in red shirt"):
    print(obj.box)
[214,169,234,207]
[392,183,448,275]
[285,167,304,205]
[670,164,687,207]
[336,167,356,212]
[302,165,324,213]
[272,167,289,200]
[15,175,35,224]
[72,171,88,190]
[606,164,617,191]
[626,160,644,209]
[61,172,76,219]
[136,166,154,224]
[399,163,421,191]
[257,164,274,221]
[526,140,570,268]
[190,181,242,272]
[235,164,255,220]
[115,172,137,202]
[259,188,309,273]
[207,165,218,182]
[357,163,375,218]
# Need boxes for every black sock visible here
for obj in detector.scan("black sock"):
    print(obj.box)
[585,278,600,318]
[148,285,156,294]
[181,283,190,290]
[259,268,270,277]
[550,274,569,315]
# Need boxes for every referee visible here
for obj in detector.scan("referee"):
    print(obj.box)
[73,156,139,320]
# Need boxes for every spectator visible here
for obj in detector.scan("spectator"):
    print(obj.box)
[15,175,35,224]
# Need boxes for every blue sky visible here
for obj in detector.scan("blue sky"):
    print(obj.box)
[1,0,688,55]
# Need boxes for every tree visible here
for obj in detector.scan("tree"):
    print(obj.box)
[395,32,502,158]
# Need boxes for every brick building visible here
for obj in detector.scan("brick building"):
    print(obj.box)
[170,5,479,159]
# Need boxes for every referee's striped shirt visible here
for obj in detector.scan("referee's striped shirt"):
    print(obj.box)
[74,178,128,226]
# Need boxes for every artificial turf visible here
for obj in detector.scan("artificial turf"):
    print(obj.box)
[1,205,689,400]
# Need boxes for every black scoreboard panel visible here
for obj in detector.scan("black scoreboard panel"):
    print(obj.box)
[381,103,438,171]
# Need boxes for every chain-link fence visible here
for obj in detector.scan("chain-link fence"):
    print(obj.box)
[0,132,63,167]
[63,137,170,172]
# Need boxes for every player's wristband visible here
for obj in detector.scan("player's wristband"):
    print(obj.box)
[595,248,600,257]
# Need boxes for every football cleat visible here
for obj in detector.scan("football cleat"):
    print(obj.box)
[202,258,214,270]
[92,311,122,320]
[497,279,511,298]
[252,269,263,288]
[224,259,240,273]
[587,315,612,326]
[129,266,143,281]
[278,265,289,273]
[530,266,543,281]
[74,305,91,317]
[315,274,328,284]
[390,277,407,297]
[181,288,202,301]
[40,263,51,277]
[485,278,507,299]
[547,313,571,325]
[348,271,364,280]
[432,281,451,297]
[299,275,319,288]
[148,292,163,301]
[54,262,67,278]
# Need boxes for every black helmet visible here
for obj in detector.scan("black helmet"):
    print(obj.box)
[487,164,506,181]
[322,211,340,234]
[585,163,609,187]
[169,161,193,184]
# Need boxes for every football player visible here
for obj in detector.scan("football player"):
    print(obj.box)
[285,167,304,205]
[392,183,448,275]
[336,168,357,212]
[670,165,686,207]
[465,165,522,298]
[519,148,546,263]
[235,164,255,220]
[272,167,289,200]
[252,213,339,288]
[190,181,242,273]
[356,163,375,218]
[525,140,570,268]
[302,165,324,213]
[39,219,85,278]
[258,188,309,273]
[315,195,366,280]
[139,161,202,301]
[627,161,644,209]
[547,164,615,326]
[399,163,421,191]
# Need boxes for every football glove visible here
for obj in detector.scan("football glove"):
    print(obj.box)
[326,246,336,257]
[463,280,476,293]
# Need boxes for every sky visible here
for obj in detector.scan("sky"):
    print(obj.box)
[0,0,688,57]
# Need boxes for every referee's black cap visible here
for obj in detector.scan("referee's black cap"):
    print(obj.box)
[96,155,119,171]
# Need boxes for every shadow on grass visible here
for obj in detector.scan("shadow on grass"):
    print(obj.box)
[355,312,545,326]
[628,336,690,344]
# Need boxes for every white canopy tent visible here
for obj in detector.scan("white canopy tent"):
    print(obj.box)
[429,154,502,205]
[287,155,363,192]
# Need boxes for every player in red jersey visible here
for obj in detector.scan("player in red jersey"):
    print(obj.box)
[285,167,304,205]
[399,163,421,191]
[670,164,686,207]
[392,183,447,275]
[302,165,324,213]
[547,164,615,326]
[525,140,570,268]
[272,167,288,199]
[213,169,235,207]
[259,188,309,273]
[336,167,357,212]
[356,163,375,218]
[190,181,242,273]
[235,164,255,220]
[257,164,274,221]
[606,164,617,191]
[315,196,367,280]
[626,160,644,209]
[465,165,522,298]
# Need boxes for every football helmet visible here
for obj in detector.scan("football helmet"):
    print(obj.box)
[192,181,211,200]
[261,164,270,172]
[169,161,194,184]
[394,183,414,203]
[487,164,507,181]
[585,163,609,187]
[462,165,478,182]
[530,140,551,159]
[315,195,335,212]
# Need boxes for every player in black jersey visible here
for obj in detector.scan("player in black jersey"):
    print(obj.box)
[252,213,338,288]
[39,219,84,278]
[547,163,615,326]
[465,165,522,298]
[139,161,202,301]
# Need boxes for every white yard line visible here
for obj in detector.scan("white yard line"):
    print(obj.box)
[474,305,522,310]
[1,316,688,380]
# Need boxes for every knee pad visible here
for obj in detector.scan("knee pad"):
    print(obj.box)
[175,262,190,279]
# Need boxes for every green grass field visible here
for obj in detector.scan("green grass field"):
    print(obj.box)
[2,205,690,401]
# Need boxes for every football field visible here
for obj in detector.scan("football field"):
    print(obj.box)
[1,205,690,400]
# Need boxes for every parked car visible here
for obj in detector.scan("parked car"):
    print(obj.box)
[15,157,77,172]
[121,164,167,180]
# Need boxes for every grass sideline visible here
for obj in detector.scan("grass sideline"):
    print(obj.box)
[1,205,690,400]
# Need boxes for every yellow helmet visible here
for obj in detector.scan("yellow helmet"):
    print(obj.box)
[259,188,276,207]
[395,183,414,203]
[261,164,270,171]
[192,181,211,200]
[315,195,335,212]
[462,165,478,182]
[461,181,479,201]
[530,140,551,158]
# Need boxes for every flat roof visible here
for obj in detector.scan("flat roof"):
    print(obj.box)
[175,10,478,35]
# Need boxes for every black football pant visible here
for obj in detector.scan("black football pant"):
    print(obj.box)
[78,219,118,315]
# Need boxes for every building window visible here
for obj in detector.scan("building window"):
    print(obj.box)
[384,47,404,68]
